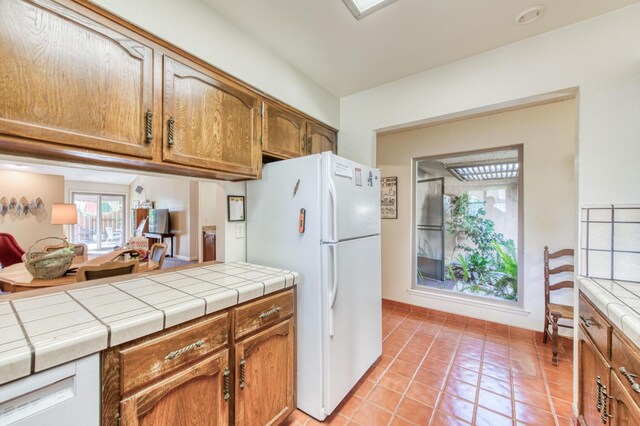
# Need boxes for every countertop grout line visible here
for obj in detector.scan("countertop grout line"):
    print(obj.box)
[9,300,36,374]
[66,290,112,347]
[107,283,167,329]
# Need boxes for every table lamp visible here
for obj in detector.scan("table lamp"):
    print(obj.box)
[51,203,78,240]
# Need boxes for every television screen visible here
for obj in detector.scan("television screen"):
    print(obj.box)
[148,209,170,234]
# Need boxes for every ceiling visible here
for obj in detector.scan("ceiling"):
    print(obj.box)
[203,0,639,96]
[0,159,138,185]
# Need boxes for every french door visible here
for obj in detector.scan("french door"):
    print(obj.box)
[416,177,445,282]
[71,193,126,251]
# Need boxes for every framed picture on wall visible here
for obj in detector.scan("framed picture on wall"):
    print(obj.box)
[381,177,397,219]
[228,195,245,222]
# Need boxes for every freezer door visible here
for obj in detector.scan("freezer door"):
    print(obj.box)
[322,236,382,416]
[322,153,381,242]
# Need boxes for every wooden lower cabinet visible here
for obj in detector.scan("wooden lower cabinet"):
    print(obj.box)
[234,319,295,426]
[609,372,640,426]
[120,350,229,426]
[579,326,611,425]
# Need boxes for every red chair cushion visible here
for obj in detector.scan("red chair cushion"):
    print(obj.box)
[0,233,25,268]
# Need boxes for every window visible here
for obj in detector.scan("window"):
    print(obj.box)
[342,0,399,19]
[414,148,522,302]
[71,193,126,252]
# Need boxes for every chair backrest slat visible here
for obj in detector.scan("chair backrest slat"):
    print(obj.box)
[77,260,139,282]
[544,246,575,307]
[549,281,574,291]
[548,248,574,259]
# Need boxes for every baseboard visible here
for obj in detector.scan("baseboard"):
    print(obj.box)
[382,298,573,343]
[172,255,197,261]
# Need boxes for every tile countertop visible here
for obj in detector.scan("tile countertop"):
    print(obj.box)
[579,275,640,347]
[0,261,298,385]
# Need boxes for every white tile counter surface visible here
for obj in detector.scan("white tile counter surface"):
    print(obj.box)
[579,275,640,348]
[0,262,298,385]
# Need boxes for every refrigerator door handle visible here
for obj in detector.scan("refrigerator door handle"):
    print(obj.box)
[329,244,338,337]
[328,176,338,242]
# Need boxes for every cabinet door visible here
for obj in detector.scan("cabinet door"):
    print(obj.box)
[0,0,155,158]
[120,350,230,426]
[163,57,261,177]
[263,103,306,159]
[610,372,640,426]
[579,326,611,425]
[307,122,337,155]
[235,319,295,426]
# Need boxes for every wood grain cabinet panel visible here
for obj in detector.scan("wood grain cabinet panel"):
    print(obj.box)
[162,57,261,177]
[307,122,337,155]
[610,372,640,426]
[120,350,230,426]
[263,103,306,159]
[0,0,155,158]
[234,289,294,340]
[579,325,611,426]
[234,319,295,426]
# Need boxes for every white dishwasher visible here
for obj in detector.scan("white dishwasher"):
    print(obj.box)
[0,354,100,426]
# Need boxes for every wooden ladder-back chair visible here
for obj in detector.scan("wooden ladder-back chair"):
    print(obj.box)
[543,246,575,366]
[148,243,168,271]
[76,260,139,282]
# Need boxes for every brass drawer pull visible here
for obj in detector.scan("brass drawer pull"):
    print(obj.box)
[596,376,603,412]
[145,110,153,143]
[223,368,230,401]
[168,116,175,147]
[259,306,282,319]
[620,367,640,393]
[601,386,613,423]
[164,339,205,360]
[239,358,246,390]
[580,316,595,327]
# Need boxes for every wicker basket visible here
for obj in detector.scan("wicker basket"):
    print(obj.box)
[23,237,75,280]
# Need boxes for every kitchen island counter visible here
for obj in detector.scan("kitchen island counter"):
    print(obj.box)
[0,261,298,385]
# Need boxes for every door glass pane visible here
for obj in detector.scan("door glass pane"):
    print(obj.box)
[73,194,99,251]
[101,195,124,249]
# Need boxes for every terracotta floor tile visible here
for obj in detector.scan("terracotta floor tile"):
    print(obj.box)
[321,412,350,425]
[397,348,425,365]
[449,366,479,386]
[382,343,403,357]
[479,375,512,398]
[406,381,440,407]
[390,415,416,426]
[379,370,412,394]
[429,348,456,363]
[335,394,363,418]
[367,385,403,412]
[374,354,395,369]
[512,375,547,394]
[547,381,573,403]
[552,397,574,418]
[474,407,514,426]
[422,357,451,374]
[477,389,513,417]
[389,358,420,378]
[514,401,555,424]
[351,401,393,426]
[453,355,482,372]
[481,362,511,382]
[429,410,471,425]
[513,388,551,411]
[443,379,478,403]
[351,378,375,398]
[396,397,434,425]
[437,393,475,423]
[414,368,447,389]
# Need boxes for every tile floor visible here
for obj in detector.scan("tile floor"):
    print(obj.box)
[284,304,574,425]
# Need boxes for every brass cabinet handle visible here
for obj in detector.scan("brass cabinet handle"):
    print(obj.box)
[601,386,613,423]
[223,368,230,401]
[239,358,246,390]
[581,316,595,327]
[596,376,603,412]
[306,135,312,154]
[168,116,175,147]
[164,339,204,360]
[259,306,282,319]
[301,135,306,153]
[145,110,153,143]
[620,367,640,393]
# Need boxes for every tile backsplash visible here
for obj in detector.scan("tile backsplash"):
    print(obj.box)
[581,205,640,282]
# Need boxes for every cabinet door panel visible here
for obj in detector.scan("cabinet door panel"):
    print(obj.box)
[121,351,229,426]
[307,122,337,155]
[235,319,294,426]
[579,326,611,426]
[263,103,305,159]
[163,57,260,177]
[610,372,640,426]
[0,0,154,158]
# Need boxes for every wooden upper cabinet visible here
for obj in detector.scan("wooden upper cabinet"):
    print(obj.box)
[235,319,295,426]
[162,57,261,177]
[263,103,306,159]
[120,350,230,426]
[0,0,155,158]
[307,122,337,155]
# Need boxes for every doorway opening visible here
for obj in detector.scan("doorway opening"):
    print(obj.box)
[414,147,522,301]
[71,192,126,252]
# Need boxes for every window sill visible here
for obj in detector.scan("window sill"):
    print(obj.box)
[406,288,531,317]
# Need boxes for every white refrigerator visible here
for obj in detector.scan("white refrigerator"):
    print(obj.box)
[247,152,382,420]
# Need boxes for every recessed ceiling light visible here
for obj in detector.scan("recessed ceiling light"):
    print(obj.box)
[342,0,399,20]
[515,5,546,25]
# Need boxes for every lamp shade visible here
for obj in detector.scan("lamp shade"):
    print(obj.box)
[51,203,78,225]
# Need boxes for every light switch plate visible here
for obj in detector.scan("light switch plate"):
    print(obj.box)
[235,223,245,239]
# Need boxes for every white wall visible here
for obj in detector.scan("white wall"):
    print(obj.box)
[378,100,576,331]
[339,3,640,210]
[91,0,339,128]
